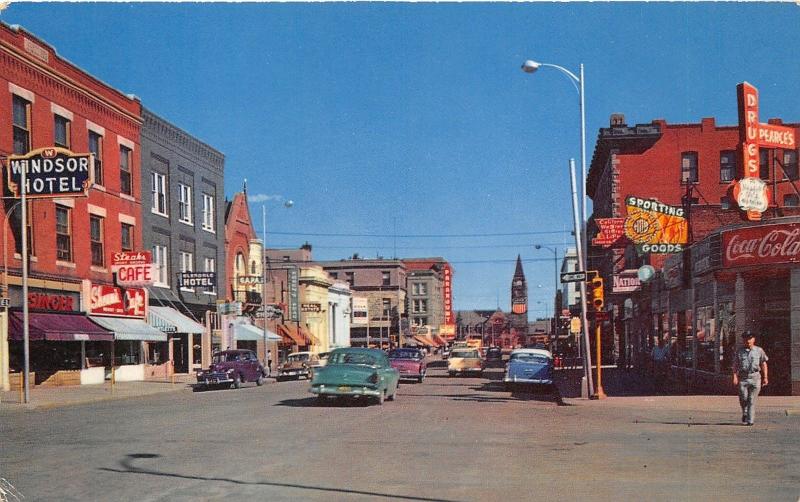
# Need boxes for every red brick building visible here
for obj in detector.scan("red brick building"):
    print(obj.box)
[1,23,146,388]
[588,108,800,394]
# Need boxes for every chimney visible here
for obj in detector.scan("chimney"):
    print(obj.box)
[610,113,626,127]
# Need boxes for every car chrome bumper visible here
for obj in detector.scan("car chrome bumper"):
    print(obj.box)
[310,385,380,397]
[197,376,234,385]
[504,376,552,384]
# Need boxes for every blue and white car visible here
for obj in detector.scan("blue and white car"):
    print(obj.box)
[504,348,553,389]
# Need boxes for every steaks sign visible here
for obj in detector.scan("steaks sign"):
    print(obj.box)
[722,223,800,267]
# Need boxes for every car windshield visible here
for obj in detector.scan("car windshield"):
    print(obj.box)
[388,349,421,360]
[451,350,478,359]
[288,353,310,362]
[510,353,550,364]
[328,352,379,366]
[213,353,239,363]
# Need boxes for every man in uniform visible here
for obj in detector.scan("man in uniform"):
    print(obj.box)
[732,331,768,426]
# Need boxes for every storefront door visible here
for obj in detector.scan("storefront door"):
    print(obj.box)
[173,334,188,373]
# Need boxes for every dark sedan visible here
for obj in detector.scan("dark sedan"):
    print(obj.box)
[195,350,266,390]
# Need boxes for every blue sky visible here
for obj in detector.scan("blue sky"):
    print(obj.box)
[4,2,800,314]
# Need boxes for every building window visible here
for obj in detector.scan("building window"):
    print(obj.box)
[759,149,769,180]
[413,317,428,326]
[382,298,391,317]
[151,172,167,216]
[89,131,103,185]
[180,251,194,290]
[413,299,428,314]
[152,244,169,286]
[720,196,731,210]
[784,194,800,207]
[55,205,72,261]
[119,145,132,195]
[681,152,698,184]
[90,215,104,266]
[412,282,427,295]
[202,193,215,232]
[719,150,736,182]
[12,95,31,155]
[783,150,799,180]
[178,184,193,224]
[121,223,133,252]
[382,271,391,286]
[330,272,338,279]
[54,115,70,149]
[345,272,354,285]
[204,257,216,294]
[250,260,257,275]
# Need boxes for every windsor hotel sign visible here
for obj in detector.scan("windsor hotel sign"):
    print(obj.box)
[722,223,800,268]
[5,147,94,198]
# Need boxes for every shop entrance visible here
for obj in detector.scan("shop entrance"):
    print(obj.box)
[173,333,189,374]
[757,276,791,396]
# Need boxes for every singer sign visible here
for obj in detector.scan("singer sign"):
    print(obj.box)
[722,223,800,268]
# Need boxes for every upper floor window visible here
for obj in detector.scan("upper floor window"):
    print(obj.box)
[89,131,103,186]
[12,95,31,155]
[180,251,194,290]
[719,150,736,182]
[412,282,427,295]
[759,148,770,180]
[90,215,104,267]
[55,205,72,262]
[119,145,132,195]
[204,257,216,294]
[784,194,800,207]
[413,299,428,314]
[345,272,355,285]
[152,244,169,287]
[681,152,698,184]
[178,184,193,224]
[382,298,391,317]
[121,223,133,252]
[720,196,731,210]
[382,271,391,286]
[202,193,215,232]
[151,172,167,216]
[783,149,799,180]
[54,115,70,149]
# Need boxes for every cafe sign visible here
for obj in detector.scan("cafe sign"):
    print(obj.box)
[87,283,147,318]
[6,147,94,198]
[112,251,154,287]
[722,223,800,268]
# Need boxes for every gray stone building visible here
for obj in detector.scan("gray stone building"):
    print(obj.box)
[402,258,449,330]
[140,108,226,373]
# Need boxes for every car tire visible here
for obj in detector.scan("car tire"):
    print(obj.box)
[192,385,204,393]
[448,371,455,377]
[388,385,397,401]
[256,374,265,386]
[317,394,327,404]
[376,390,385,405]
[233,375,242,389]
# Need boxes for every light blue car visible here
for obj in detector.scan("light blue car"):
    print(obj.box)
[504,348,554,390]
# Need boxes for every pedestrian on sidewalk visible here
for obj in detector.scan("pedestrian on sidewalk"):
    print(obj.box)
[733,331,768,426]
[267,350,273,377]
[651,336,670,394]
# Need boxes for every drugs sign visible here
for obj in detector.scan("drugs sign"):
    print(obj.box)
[6,147,94,198]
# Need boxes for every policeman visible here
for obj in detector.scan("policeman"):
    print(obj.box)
[732,331,769,426]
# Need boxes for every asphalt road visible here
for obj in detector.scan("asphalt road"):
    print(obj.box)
[1,360,799,502]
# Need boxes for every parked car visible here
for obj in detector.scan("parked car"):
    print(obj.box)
[448,348,484,377]
[388,348,427,383]
[276,351,320,381]
[310,347,400,405]
[504,348,554,390]
[485,346,503,362]
[195,349,266,390]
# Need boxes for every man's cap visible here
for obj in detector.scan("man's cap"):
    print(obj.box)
[741,331,755,340]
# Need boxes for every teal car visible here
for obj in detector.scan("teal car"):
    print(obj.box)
[309,348,400,405]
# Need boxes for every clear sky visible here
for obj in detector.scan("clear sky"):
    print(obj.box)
[3,2,799,314]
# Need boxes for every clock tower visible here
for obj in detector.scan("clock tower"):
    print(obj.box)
[509,255,528,331]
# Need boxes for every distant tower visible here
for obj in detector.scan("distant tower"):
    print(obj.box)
[509,255,528,331]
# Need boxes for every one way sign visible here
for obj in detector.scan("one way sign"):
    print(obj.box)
[560,271,587,283]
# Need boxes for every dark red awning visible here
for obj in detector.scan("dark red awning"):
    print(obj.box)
[9,311,114,342]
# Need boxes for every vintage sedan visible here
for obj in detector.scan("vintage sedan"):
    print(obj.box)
[447,348,484,377]
[504,348,554,389]
[310,348,400,405]
[388,348,427,383]
[276,351,320,381]
[195,350,266,390]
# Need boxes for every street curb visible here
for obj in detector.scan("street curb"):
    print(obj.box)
[0,383,192,412]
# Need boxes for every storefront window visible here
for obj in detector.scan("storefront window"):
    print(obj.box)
[696,306,715,372]
[718,302,735,372]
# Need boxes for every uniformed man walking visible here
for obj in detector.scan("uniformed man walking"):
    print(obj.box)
[732,331,768,426]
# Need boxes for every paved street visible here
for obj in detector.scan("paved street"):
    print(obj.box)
[1,360,799,502]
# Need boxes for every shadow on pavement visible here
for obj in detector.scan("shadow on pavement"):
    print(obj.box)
[100,453,459,502]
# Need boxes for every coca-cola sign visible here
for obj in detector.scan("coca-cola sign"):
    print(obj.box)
[722,223,800,267]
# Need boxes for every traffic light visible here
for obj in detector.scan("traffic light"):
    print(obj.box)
[590,277,604,311]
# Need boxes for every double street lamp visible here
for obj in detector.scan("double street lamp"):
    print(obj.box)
[522,58,596,397]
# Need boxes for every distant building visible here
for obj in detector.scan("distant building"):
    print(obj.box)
[560,248,580,313]
[402,257,450,330]
[509,255,528,333]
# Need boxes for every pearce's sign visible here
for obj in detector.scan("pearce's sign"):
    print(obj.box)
[6,147,94,198]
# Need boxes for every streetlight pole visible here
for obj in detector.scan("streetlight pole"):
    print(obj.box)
[535,244,559,353]
[262,199,293,367]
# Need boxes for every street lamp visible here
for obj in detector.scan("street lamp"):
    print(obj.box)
[262,199,293,367]
[534,244,559,353]
[522,58,595,397]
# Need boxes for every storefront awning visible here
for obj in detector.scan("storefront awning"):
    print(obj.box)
[148,306,205,334]
[278,324,307,346]
[9,311,114,342]
[89,316,168,342]
[432,334,447,347]
[233,322,281,342]
[302,326,320,345]
[413,335,434,347]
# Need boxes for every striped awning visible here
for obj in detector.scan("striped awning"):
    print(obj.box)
[89,316,168,342]
[148,306,205,334]
[278,324,307,346]
[234,322,281,342]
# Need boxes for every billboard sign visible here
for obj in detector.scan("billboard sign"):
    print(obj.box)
[592,218,626,247]
[111,251,154,287]
[611,270,642,293]
[442,264,454,324]
[6,147,94,198]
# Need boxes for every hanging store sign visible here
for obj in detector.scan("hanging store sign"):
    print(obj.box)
[112,251,154,287]
[443,264,454,324]
[236,275,263,285]
[216,301,242,316]
[27,292,76,312]
[623,196,688,254]
[722,222,800,267]
[592,218,627,247]
[732,82,795,221]
[288,267,299,322]
[179,272,216,288]
[5,147,94,198]
[87,283,146,318]
[301,303,321,313]
[611,270,642,293]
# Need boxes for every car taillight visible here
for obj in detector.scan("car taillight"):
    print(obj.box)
[368,372,379,384]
